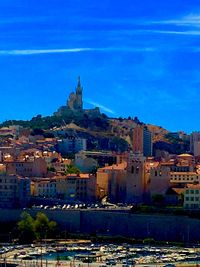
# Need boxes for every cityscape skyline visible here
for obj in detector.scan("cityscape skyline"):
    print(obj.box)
[1,0,200,133]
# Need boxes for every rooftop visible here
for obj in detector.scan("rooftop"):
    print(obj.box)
[178,153,193,157]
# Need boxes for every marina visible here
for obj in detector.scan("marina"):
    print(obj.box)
[1,241,200,267]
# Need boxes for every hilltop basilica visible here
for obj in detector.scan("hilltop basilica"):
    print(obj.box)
[54,77,100,117]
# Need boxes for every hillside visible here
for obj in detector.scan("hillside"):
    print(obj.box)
[0,111,190,155]
[146,124,169,142]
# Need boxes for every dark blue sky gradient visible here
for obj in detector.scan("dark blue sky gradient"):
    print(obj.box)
[1,0,200,133]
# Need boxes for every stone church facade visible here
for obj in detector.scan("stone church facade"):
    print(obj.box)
[54,77,100,117]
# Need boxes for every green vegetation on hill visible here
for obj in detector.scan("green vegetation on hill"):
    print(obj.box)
[153,141,189,155]
[0,113,129,152]
[0,113,109,131]
[0,109,189,155]
[153,133,190,155]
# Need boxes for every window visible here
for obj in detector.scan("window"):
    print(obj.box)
[131,166,134,174]
[190,190,194,194]
[191,197,194,201]
[136,166,139,174]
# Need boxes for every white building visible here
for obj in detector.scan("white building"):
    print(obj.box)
[57,137,86,154]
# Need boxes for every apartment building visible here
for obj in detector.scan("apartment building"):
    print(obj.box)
[0,174,30,208]
[184,184,200,209]
[57,137,86,155]
[31,178,57,198]
[56,174,96,202]
[132,125,152,157]
[170,172,200,184]
[6,157,47,177]
[190,132,200,156]
[96,163,127,203]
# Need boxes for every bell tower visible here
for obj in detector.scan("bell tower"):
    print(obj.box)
[75,76,83,110]
[126,152,146,204]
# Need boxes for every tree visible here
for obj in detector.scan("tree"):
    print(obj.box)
[66,164,80,174]
[17,212,57,243]
[18,212,35,243]
[133,116,140,124]
[31,128,44,136]
[34,212,57,240]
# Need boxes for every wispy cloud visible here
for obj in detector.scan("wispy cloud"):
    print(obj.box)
[100,47,156,52]
[0,48,93,55]
[83,14,200,29]
[85,99,115,115]
[151,14,200,27]
[0,47,156,56]
[146,29,200,35]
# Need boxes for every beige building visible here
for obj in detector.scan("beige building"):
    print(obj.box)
[96,163,127,202]
[126,153,148,204]
[170,172,200,184]
[148,165,171,196]
[96,168,110,199]
[56,174,96,202]
[31,178,57,198]
[148,168,200,202]
[6,157,47,177]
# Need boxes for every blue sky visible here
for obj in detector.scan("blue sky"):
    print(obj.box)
[1,0,200,133]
